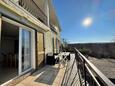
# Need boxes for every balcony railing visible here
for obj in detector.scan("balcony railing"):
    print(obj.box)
[61,49,114,86]
[18,0,47,25]
[50,23,58,34]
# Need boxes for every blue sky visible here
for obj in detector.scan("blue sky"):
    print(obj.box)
[53,0,115,43]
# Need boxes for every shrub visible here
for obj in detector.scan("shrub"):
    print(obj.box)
[79,48,91,55]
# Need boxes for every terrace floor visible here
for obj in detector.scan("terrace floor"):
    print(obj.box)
[15,53,81,86]
[15,64,65,86]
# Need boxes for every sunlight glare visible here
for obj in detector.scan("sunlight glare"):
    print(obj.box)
[82,17,93,27]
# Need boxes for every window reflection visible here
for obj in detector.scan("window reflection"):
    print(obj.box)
[22,29,31,72]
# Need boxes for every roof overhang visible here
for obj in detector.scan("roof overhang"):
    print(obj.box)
[48,0,61,32]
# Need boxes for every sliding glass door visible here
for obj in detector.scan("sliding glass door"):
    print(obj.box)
[19,28,34,74]
[0,17,35,84]
[21,29,31,72]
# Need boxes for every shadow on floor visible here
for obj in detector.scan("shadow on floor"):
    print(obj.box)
[32,66,48,76]
[0,66,18,85]
[34,65,59,85]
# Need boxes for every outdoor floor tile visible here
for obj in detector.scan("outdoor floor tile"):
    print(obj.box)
[15,65,66,86]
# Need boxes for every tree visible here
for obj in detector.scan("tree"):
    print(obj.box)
[61,38,68,52]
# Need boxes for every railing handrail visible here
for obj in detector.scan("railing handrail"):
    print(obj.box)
[75,48,114,86]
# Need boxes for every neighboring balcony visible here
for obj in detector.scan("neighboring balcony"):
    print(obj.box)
[4,0,60,32]
[18,0,47,25]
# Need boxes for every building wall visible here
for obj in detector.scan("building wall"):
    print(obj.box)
[44,31,53,54]
[0,0,61,85]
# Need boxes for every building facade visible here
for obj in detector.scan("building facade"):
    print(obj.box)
[0,0,61,85]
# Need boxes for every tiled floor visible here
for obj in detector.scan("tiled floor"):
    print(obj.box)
[61,54,81,86]
[15,53,81,86]
[15,65,66,86]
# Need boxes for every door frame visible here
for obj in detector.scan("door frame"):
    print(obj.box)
[19,27,35,75]
[0,14,2,55]
[2,16,36,75]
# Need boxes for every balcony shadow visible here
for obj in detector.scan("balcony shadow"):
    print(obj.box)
[32,66,47,76]
[34,65,59,85]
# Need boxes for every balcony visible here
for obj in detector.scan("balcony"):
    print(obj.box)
[3,0,60,32]
[50,23,58,34]
[61,49,114,86]
[15,50,114,86]
[18,0,47,25]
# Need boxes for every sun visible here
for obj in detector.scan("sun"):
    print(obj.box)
[82,17,93,27]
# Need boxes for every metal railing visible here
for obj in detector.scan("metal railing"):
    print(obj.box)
[18,0,47,25]
[61,48,114,86]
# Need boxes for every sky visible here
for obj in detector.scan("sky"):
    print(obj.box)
[53,0,115,43]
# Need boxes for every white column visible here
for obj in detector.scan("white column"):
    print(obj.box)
[45,0,50,27]
[19,28,22,75]
[0,14,1,42]
[0,14,1,55]
[31,30,36,69]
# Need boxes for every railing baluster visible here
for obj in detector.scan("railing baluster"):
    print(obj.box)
[18,0,47,25]
[61,49,114,86]
[75,48,114,86]
[83,59,87,86]
[85,64,101,86]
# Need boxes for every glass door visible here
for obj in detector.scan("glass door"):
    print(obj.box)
[1,16,35,78]
[19,28,33,74]
[21,29,31,72]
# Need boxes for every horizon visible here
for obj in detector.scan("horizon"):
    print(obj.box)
[68,41,115,44]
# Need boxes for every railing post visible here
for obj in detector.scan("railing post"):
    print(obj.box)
[83,59,87,86]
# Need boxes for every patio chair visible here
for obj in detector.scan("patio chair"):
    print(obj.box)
[57,52,70,68]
